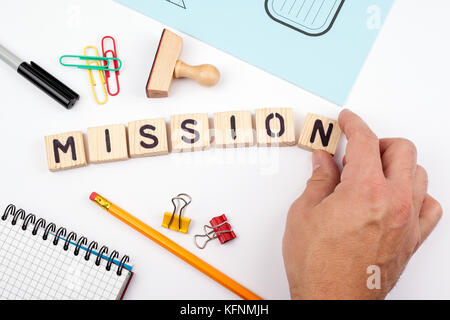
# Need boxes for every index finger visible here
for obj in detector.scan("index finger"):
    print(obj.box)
[338,109,383,181]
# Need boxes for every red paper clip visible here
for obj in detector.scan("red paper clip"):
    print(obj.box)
[194,214,236,249]
[101,36,120,96]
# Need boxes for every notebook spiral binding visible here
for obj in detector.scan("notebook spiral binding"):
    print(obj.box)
[2,204,130,276]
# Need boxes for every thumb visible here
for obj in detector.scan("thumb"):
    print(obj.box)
[298,151,340,207]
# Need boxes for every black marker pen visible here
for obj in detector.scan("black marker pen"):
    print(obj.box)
[0,43,79,109]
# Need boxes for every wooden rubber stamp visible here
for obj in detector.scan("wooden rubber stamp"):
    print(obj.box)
[146,29,220,98]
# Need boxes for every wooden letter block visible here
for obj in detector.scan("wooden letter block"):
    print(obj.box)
[45,131,87,171]
[298,113,341,155]
[213,111,254,148]
[87,124,129,163]
[255,108,296,146]
[171,113,210,152]
[128,119,169,158]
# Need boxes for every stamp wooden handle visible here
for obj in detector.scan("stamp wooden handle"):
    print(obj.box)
[174,60,220,87]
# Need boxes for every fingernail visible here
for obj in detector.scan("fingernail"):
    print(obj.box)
[312,152,321,172]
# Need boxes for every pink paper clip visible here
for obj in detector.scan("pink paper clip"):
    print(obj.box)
[101,36,120,96]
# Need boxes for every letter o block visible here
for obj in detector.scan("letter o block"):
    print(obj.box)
[255,108,296,146]
[44,131,87,171]
[170,113,210,152]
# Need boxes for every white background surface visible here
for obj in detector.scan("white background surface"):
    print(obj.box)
[0,0,449,299]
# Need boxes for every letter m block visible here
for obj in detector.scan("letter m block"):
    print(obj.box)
[45,131,87,171]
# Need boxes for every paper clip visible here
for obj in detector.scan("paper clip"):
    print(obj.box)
[59,54,122,72]
[101,36,120,96]
[83,46,108,105]
[194,214,236,249]
[161,193,192,233]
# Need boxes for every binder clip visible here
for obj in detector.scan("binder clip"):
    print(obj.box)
[194,214,236,249]
[101,36,120,96]
[161,193,192,233]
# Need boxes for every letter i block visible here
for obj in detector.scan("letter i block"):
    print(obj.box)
[170,113,210,152]
[298,113,341,155]
[45,131,87,171]
[255,108,296,146]
[128,119,169,158]
[87,124,129,163]
[213,111,254,148]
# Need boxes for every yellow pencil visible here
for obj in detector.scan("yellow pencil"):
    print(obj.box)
[89,192,262,300]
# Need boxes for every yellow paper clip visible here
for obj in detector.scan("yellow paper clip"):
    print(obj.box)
[83,46,108,105]
[162,193,192,234]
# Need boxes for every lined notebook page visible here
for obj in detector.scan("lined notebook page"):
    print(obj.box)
[0,213,132,300]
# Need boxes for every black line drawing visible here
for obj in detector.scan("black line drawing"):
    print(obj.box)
[166,0,186,9]
[265,0,345,36]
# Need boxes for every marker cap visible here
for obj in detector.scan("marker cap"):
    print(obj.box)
[17,61,79,109]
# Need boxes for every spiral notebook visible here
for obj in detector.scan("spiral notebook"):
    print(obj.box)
[0,204,133,300]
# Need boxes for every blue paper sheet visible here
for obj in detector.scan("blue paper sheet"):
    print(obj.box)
[116,0,393,105]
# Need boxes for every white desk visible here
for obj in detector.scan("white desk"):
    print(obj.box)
[0,0,449,299]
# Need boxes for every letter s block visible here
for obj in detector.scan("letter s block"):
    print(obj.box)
[170,113,210,152]
[45,131,87,171]
[128,119,169,158]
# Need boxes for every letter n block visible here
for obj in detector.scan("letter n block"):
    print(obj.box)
[298,113,341,155]
[45,131,87,171]
[255,108,296,146]
[213,111,254,148]
[128,119,169,158]
[87,124,129,163]
[170,113,210,152]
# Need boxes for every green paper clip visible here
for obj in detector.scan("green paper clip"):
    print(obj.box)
[59,55,122,71]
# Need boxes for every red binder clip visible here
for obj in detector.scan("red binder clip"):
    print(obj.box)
[101,36,120,96]
[194,214,236,249]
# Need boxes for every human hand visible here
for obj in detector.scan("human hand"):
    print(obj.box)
[283,109,442,300]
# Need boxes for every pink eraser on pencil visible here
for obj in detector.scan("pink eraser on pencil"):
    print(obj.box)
[89,192,98,201]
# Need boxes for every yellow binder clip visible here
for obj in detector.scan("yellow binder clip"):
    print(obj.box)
[162,193,192,234]
[83,46,108,105]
